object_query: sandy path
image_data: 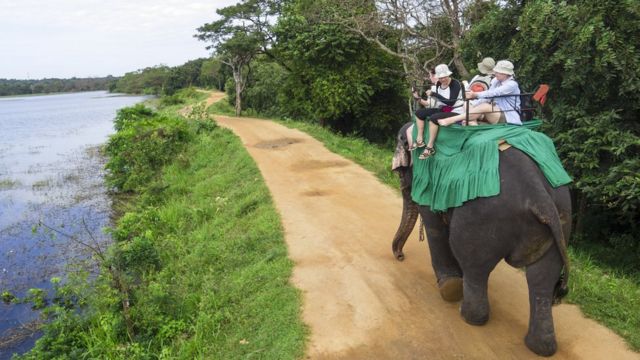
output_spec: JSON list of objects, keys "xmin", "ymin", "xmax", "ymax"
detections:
[{"xmin": 209, "ymin": 95, "xmax": 638, "ymax": 359}]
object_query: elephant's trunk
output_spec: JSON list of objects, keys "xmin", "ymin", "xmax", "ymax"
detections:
[
  {"xmin": 391, "ymin": 121, "xmax": 421, "ymax": 261},
  {"xmin": 392, "ymin": 166, "xmax": 419, "ymax": 261}
]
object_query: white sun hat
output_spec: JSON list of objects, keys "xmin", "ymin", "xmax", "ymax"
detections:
[
  {"xmin": 477, "ymin": 57, "xmax": 496, "ymax": 75},
  {"xmin": 434, "ymin": 64, "xmax": 453, "ymax": 79},
  {"xmin": 493, "ymin": 60, "xmax": 515, "ymax": 75}
]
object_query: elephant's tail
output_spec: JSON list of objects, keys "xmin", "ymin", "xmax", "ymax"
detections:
[{"xmin": 532, "ymin": 203, "xmax": 570, "ymax": 303}]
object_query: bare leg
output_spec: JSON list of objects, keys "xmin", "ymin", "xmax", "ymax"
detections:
[
  {"xmin": 437, "ymin": 102, "xmax": 499, "ymax": 126},
  {"xmin": 415, "ymin": 118, "xmax": 425, "ymax": 147},
  {"xmin": 426, "ymin": 121, "xmax": 438, "ymax": 149},
  {"xmin": 419, "ymin": 121, "xmax": 439, "ymax": 159},
  {"xmin": 483, "ymin": 104, "xmax": 503, "ymax": 124}
]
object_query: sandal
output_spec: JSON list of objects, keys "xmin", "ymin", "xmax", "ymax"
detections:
[
  {"xmin": 419, "ymin": 146, "xmax": 436, "ymax": 160},
  {"xmin": 409, "ymin": 140, "xmax": 426, "ymax": 151}
]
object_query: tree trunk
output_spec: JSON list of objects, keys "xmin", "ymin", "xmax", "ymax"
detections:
[
  {"xmin": 235, "ymin": 84, "xmax": 242, "ymax": 116},
  {"xmin": 233, "ymin": 67, "xmax": 243, "ymax": 116},
  {"xmin": 574, "ymin": 192, "xmax": 587, "ymax": 238},
  {"xmin": 452, "ymin": 53, "xmax": 469, "ymax": 79}
]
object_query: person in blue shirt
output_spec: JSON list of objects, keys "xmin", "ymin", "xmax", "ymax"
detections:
[{"xmin": 437, "ymin": 60, "xmax": 521, "ymax": 127}]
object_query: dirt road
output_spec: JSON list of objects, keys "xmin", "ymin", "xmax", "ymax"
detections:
[{"xmin": 213, "ymin": 100, "xmax": 638, "ymax": 359}]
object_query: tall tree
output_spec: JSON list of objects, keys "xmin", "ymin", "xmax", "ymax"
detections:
[
  {"xmin": 196, "ymin": 0, "xmax": 281, "ymax": 115},
  {"xmin": 317, "ymin": 0, "xmax": 476, "ymax": 80},
  {"xmin": 273, "ymin": 0, "xmax": 408, "ymax": 141},
  {"xmin": 463, "ymin": 0, "xmax": 640, "ymax": 241}
]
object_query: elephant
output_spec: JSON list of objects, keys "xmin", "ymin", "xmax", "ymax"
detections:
[{"xmin": 391, "ymin": 122, "xmax": 572, "ymax": 357}]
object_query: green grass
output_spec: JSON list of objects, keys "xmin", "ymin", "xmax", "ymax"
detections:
[
  {"xmin": 135, "ymin": 128, "xmax": 307, "ymax": 358},
  {"xmin": 119, "ymin": 93, "xmax": 307, "ymax": 358},
  {"xmin": 206, "ymin": 97, "xmax": 236, "ymax": 116},
  {"xmin": 208, "ymin": 94, "xmax": 640, "ymax": 352},
  {"xmin": 0, "ymin": 178, "xmax": 20, "ymax": 190},
  {"xmin": 31, "ymin": 179, "xmax": 52, "ymax": 190},
  {"xmin": 567, "ymin": 247, "xmax": 640, "ymax": 350}
]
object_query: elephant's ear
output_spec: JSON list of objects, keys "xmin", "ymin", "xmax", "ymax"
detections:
[
  {"xmin": 392, "ymin": 122, "xmax": 414, "ymax": 171},
  {"xmin": 392, "ymin": 141, "xmax": 411, "ymax": 171}
]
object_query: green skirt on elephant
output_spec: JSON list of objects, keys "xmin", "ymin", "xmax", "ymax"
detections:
[{"xmin": 411, "ymin": 119, "xmax": 572, "ymax": 212}]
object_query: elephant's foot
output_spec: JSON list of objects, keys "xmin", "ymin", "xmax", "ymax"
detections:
[
  {"xmin": 460, "ymin": 297, "xmax": 489, "ymax": 325},
  {"xmin": 525, "ymin": 331, "xmax": 557, "ymax": 357},
  {"xmin": 438, "ymin": 277, "xmax": 463, "ymax": 302},
  {"xmin": 525, "ymin": 297, "xmax": 557, "ymax": 356}
]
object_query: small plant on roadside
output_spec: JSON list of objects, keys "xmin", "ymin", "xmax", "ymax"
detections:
[{"xmin": 185, "ymin": 102, "xmax": 218, "ymax": 134}]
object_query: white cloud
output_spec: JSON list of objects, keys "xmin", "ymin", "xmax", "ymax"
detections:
[{"xmin": 0, "ymin": 0, "xmax": 238, "ymax": 79}]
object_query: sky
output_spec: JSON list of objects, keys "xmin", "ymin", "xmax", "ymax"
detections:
[{"xmin": 0, "ymin": 0, "xmax": 238, "ymax": 79}]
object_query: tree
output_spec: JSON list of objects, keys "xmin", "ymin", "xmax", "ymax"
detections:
[
  {"xmin": 316, "ymin": 0, "xmax": 478, "ymax": 81},
  {"xmin": 200, "ymin": 57, "xmax": 227, "ymax": 90},
  {"xmin": 463, "ymin": 0, "xmax": 640, "ymax": 242},
  {"xmin": 272, "ymin": 0, "xmax": 408, "ymax": 141},
  {"xmin": 196, "ymin": 0, "xmax": 280, "ymax": 115},
  {"xmin": 164, "ymin": 59, "xmax": 206, "ymax": 95}
]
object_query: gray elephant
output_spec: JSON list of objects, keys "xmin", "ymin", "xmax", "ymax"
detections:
[{"xmin": 391, "ymin": 122, "xmax": 572, "ymax": 356}]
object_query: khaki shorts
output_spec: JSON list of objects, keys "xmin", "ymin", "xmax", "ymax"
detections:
[{"xmin": 478, "ymin": 111, "xmax": 506, "ymax": 124}]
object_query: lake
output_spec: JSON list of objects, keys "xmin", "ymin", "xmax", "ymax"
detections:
[{"xmin": 0, "ymin": 91, "xmax": 149, "ymax": 359}]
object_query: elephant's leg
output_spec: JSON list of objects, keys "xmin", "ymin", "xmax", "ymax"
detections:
[
  {"xmin": 460, "ymin": 269, "xmax": 491, "ymax": 325},
  {"xmin": 450, "ymin": 227, "xmax": 501, "ymax": 325},
  {"xmin": 418, "ymin": 207, "xmax": 463, "ymax": 302},
  {"xmin": 524, "ymin": 246, "xmax": 562, "ymax": 356}
]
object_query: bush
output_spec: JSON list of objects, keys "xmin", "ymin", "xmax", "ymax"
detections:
[
  {"xmin": 159, "ymin": 94, "xmax": 185, "ymax": 106},
  {"xmin": 105, "ymin": 106, "xmax": 191, "ymax": 192}
]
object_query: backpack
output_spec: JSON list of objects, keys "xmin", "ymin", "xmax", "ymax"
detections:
[
  {"xmin": 519, "ymin": 94, "xmax": 535, "ymax": 122},
  {"xmin": 468, "ymin": 74, "xmax": 493, "ymax": 92},
  {"xmin": 518, "ymin": 85, "xmax": 550, "ymax": 122}
]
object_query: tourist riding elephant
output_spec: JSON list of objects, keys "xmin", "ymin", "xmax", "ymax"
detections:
[{"xmin": 391, "ymin": 122, "xmax": 572, "ymax": 357}]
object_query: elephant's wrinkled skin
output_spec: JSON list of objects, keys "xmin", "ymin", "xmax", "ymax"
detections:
[{"xmin": 391, "ymin": 122, "xmax": 571, "ymax": 357}]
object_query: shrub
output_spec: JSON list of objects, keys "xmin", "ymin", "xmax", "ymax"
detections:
[{"xmin": 105, "ymin": 106, "xmax": 191, "ymax": 192}]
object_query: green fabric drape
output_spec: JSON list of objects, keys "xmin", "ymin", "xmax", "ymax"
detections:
[{"xmin": 411, "ymin": 119, "xmax": 572, "ymax": 211}]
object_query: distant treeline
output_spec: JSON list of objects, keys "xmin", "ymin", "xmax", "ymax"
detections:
[
  {"xmin": 111, "ymin": 58, "xmax": 229, "ymax": 96},
  {"xmin": 0, "ymin": 77, "xmax": 117, "ymax": 96}
]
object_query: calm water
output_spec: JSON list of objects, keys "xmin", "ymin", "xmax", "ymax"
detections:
[{"xmin": 0, "ymin": 91, "xmax": 149, "ymax": 358}]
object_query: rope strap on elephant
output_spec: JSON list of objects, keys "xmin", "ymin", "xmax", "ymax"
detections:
[{"xmin": 411, "ymin": 119, "xmax": 572, "ymax": 211}]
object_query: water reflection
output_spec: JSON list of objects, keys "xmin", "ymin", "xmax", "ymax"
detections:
[{"xmin": 0, "ymin": 91, "xmax": 149, "ymax": 358}]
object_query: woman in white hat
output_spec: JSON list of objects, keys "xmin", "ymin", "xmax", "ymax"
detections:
[
  {"xmin": 438, "ymin": 60, "xmax": 522, "ymax": 127},
  {"xmin": 411, "ymin": 63, "xmax": 464, "ymax": 159}
]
